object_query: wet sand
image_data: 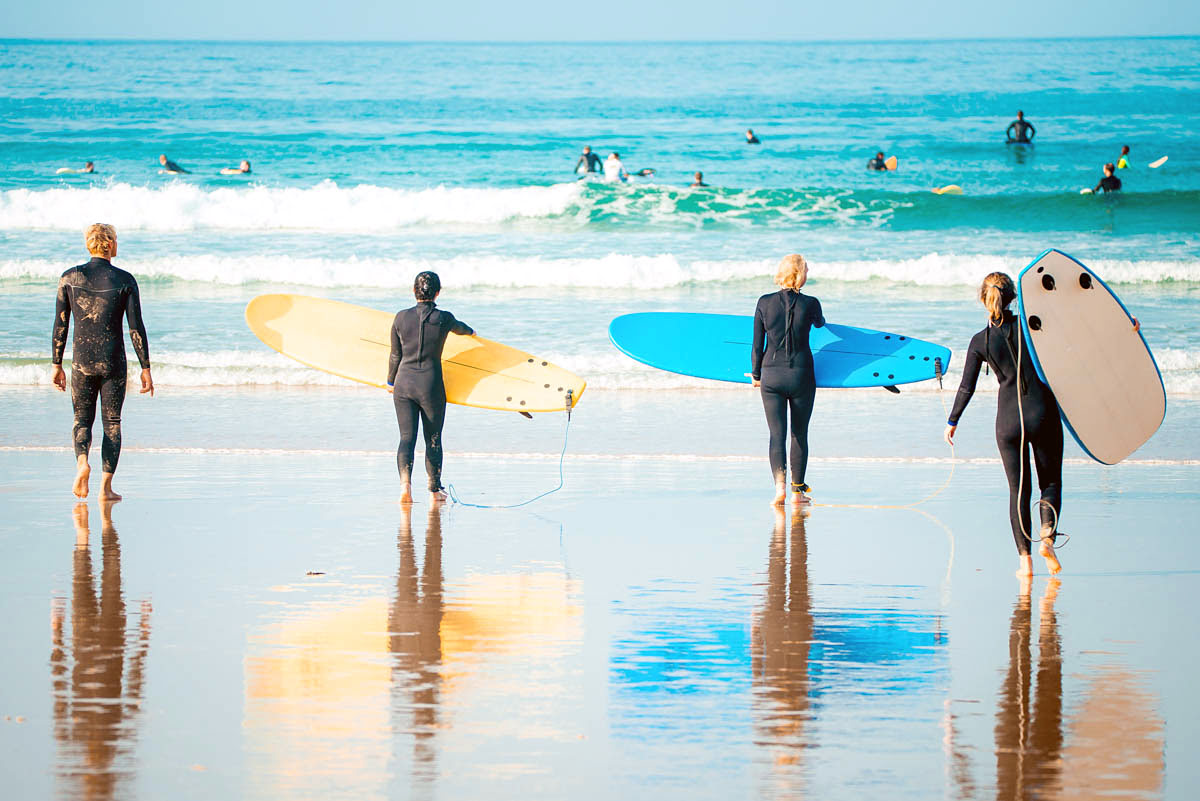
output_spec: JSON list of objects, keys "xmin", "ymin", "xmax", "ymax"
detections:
[{"xmin": 1, "ymin": 442, "xmax": 1197, "ymax": 799}]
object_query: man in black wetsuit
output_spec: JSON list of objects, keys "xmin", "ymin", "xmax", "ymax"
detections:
[
  {"xmin": 158, "ymin": 154, "xmax": 189, "ymax": 174},
  {"xmin": 1094, "ymin": 163, "xmax": 1122, "ymax": 193},
  {"xmin": 51, "ymin": 224, "xmax": 153, "ymax": 501},
  {"xmin": 1006, "ymin": 111, "xmax": 1035, "ymax": 143},
  {"xmin": 867, "ymin": 151, "xmax": 888, "ymax": 170},
  {"xmin": 387, "ymin": 271, "xmax": 474, "ymax": 505},
  {"xmin": 575, "ymin": 146, "xmax": 602, "ymax": 175},
  {"xmin": 690, "ymin": 171, "xmax": 708, "ymax": 187},
  {"xmin": 745, "ymin": 129, "xmax": 760, "ymax": 144}
]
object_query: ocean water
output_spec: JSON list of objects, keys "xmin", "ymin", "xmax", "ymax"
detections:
[{"xmin": 1, "ymin": 38, "xmax": 1199, "ymax": 413}]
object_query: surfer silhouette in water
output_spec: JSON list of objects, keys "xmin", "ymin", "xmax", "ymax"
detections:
[
  {"xmin": 387, "ymin": 271, "xmax": 474, "ymax": 505},
  {"xmin": 751, "ymin": 254, "xmax": 825, "ymax": 507},
  {"xmin": 51, "ymin": 224, "xmax": 154, "ymax": 501}
]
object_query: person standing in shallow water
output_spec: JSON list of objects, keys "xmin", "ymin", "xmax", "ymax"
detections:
[
  {"xmin": 387, "ymin": 271, "xmax": 474, "ymax": 505},
  {"xmin": 752, "ymin": 254, "xmax": 825, "ymax": 507},
  {"xmin": 51, "ymin": 224, "xmax": 154, "ymax": 501}
]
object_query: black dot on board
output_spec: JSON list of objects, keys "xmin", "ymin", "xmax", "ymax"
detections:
[
  {"xmin": 1079, "ymin": 272, "xmax": 1093, "ymax": 289},
  {"xmin": 1037, "ymin": 266, "xmax": 1044, "ymax": 273},
  {"xmin": 873, "ymin": 372, "xmax": 879, "ymax": 377},
  {"xmin": 899, "ymin": 336, "xmax": 906, "ymax": 340},
  {"xmin": 884, "ymin": 335, "xmax": 891, "ymax": 340},
  {"xmin": 506, "ymin": 396, "xmax": 512, "ymax": 401},
  {"xmin": 1042, "ymin": 274, "xmax": 1056, "ymax": 291},
  {"xmin": 544, "ymin": 383, "xmax": 550, "ymax": 388},
  {"xmin": 909, "ymin": 355, "xmax": 915, "ymax": 360},
  {"xmin": 557, "ymin": 387, "xmax": 563, "ymax": 392},
  {"xmin": 888, "ymin": 374, "xmax": 894, "ymax": 379},
  {"xmin": 1029, "ymin": 316, "xmax": 1042, "ymax": 331},
  {"xmin": 527, "ymin": 358, "xmax": 534, "ymax": 363},
  {"xmin": 541, "ymin": 361, "xmax": 548, "ymax": 366},
  {"xmin": 520, "ymin": 400, "xmax": 526, "ymax": 406},
  {"xmin": 923, "ymin": 356, "xmax": 930, "ymax": 361}
]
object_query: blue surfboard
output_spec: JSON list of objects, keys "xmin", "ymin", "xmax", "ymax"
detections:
[
  {"xmin": 1017, "ymin": 249, "xmax": 1165, "ymax": 464},
  {"xmin": 609, "ymin": 312, "xmax": 951, "ymax": 388}
]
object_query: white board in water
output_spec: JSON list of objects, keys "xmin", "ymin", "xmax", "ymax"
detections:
[{"xmin": 1017, "ymin": 249, "xmax": 1165, "ymax": 464}]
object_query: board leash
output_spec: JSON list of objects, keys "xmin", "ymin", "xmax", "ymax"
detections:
[{"xmin": 447, "ymin": 390, "xmax": 573, "ymax": 509}]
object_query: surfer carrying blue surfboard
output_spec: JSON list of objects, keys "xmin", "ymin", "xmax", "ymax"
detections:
[
  {"xmin": 944, "ymin": 272, "xmax": 1064, "ymax": 579},
  {"xmin": 751, "ymin": 254, "xmax": 825, "ymax": 507},
  {"xmin": 387, "ymin": 271, "xmax": 474, "ymax": 505}
]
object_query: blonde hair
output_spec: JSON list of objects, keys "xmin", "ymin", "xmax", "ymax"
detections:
[
  {"xmin": 775, "ymin": 254, "xmax": 809, "ymax": 291},
  {"xmin": 980, "ymin": 272, "xmax": 1015, "ymax": 323},
  {"xmin": 85, "ymin": 223, "xmax": 117, "ymax": 258}
]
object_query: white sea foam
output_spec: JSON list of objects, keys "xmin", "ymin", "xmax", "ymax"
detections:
[
  {"xmin": 3, "ymin": 252, "xmax": 1196, "ymax": 289},
  {"xmin": 0, "ymin": 181, "xmax": 582, "ymax": 232}
]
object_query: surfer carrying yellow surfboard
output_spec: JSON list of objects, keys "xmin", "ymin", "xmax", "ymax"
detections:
[
  {"xmin": 751, "ymin": 254, "xmax": 825, "ymax": 508},
  {"xmin": 387, "ymin": 271, "xmax": 474, "ymax": 505}
]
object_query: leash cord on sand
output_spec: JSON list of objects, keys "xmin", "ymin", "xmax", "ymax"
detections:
[{"xmin": 447, "ymin": 404, "xmax": 572, "ymax": 510}]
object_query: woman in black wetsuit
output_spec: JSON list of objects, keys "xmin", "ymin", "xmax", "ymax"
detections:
[
  {"xmin": 944, "ymin": 272, "xmax": 1064, "ymax": 578},
  {"xmin": 752, "ymin": 254, "xmax": 825, "ymax": 507},
  {"xmin": 387, "ymin": 271, "xmax": 474, "ymax": 505}
]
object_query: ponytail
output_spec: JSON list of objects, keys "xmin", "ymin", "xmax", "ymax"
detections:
[{"xmin": 979, "ymin": 272, "xmax": 1015, "ymax": 323}]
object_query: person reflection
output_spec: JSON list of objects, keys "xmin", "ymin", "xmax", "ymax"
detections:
[
  {"xmin": 50, "ymin": 501, "xmax": 152, "ymax": 801},
  {"xmin": 994, "ymin": 578, "xmax": 1062, "ymax": 800},
  {"xmin": 389, "ymin": 504, "xmax": 444, "ymax": 786},
  {"xmin": 752, "ymin": 507, "xmax": 814, "ymax": 782}
]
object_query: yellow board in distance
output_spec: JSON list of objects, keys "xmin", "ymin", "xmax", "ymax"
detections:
[
  {"xmin": 884, "ymin": 155, "xmax": 898, "ymax": 170},
  {"xmin": 245, "ymin": 294, "xmax": 585, "ymax": 413},
  {"xmin": 932, "ymin": 184, "xmax": 963, "ymax": 195}
]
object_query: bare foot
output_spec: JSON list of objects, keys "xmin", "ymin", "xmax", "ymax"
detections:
[
  {"xmin": 1015, "ymin": 554, "xmax": 1033, "ymax": 580},
  {"xmin": 72, "ymin": 458, "xmax": 90, "ymax": 499},
  {"xmin": 99, "ymin": 472, "xmax": 122, "ymax": 502},
  {"xmin": 1039, "ymin": 527, "xmax": 1062, "ymax": 575},
  {"xmin": 430, "ymin": 489, "xmax": 447, "ymax": 505},
  {"xmin": 792, "ymin": 491, "xmax": 811, "ymax": 507},
  {"xmin": 399, "ymin": 484, "xmax": 413, "ymax": 505},
  {"xmin": 771, "ymin": 479, "xmax": 786, "ymax": 507}
]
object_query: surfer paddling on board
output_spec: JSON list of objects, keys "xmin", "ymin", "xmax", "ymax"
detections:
[
  {"xmin": 752, "ymin": 254, "xmax": 825, "ymax": 507},
  {"xmin": 944, "ymin": 273, "xmax": 1066, "ymax": 578},
  {"xmin": 1006, "ymin": 110, "xmax": 1035, "ymax": 144},
  {"xmin": 867, "ymin": 151, "xmax": 888, "ymax": 171},
  {"xmin": 158, "ymin": 154, "xmax": 189, "ymax": 174},
  {"xmin": 51, "ymin": 224, "xmax": 154, "ymax": 501},
  {"xmin": 387, "ymin": 271, "xmax": 474, "ymax": 505},
  {"xmin": 56, "ymin": 161, "xmax": 95, "ymax": 175}
]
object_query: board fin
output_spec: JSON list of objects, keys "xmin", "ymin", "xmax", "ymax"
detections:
[{"xmin": 883, "ymin": 385, "xmax": 900, "ymax": 394}]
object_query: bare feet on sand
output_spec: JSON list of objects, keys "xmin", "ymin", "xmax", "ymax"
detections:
[
  {"xmin": 399, "ymin": 484, "xmax": 413, "ymax": 505},
  {"xmin": 792, "ymin": 490, "xmax": 811, "ymax": 507},
  {"xmin": 1015, "ymin": 554, "xmax": 1034, "ymax": 580},
  {"xmin": 771, "ymin": 482, "xmax": 786, "ymax": 507},
  {"xmin": 72, "ymin": 457, "xmax": 90, "ymax": 499},
  {"xmin": 431, "ymin": 489, "xmax": 448, "ymax": 505},
  {"xmin": 99, "ymin": 472, "xmax": 122, "ymax": 502},
  {"xmin": 1039, "ymin": 528, "xmax": 1062, "ymax": 575}
]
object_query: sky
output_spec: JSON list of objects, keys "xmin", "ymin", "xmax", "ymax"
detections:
[{"xmin": 1, "ymin": 0, "xmax": 1196, "ymax": 41}]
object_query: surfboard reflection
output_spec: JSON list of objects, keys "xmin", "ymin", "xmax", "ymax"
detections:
[{"xmin": 50, "ymin": 502, "xmax": 152, "ymax": 801}]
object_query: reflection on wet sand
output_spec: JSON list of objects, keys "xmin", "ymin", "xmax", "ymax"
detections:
[
  {"xmin": 751, "ymin": 508, "xmax": 813, "ymax": 792},
  {"xmin": 51, "ymin": 502, "xmax": 152, "ymax": 801}
]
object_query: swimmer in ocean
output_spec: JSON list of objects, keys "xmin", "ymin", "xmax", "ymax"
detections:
[
  {"xmin": 575, "ymin": 146, "xmax": 602, "ymax": 175},
  {"xmin": 56, "ymin": 161, "xmax": 95, "ymax": 175},
  {"xmin": 220, "ymin": 160, "xmax": 252, "ymax": 175},
  {"xmin": 603, "ymin": 152, "xmax": 630, "ymax": 182},
  {"xmin": 387, "ymin": 271, "xmax": 474, "ymax": 505},
  {"xmin": 1117, "ymin": 145, "xmax": 1131, "ymax": 169},
  {"xmin": 867, "ymin": 151, "xmax": 888, "ymax": 170},
  {"xmin": 158, "ymin": 154, "xmax": 189, "ymax": 174},
  {"xmin": 752, "ymin": 254, "xmax": 825, "ymax": 507},
  {"xmin": 1094, "ymin": 163, "xmax": 1122, "ymax": 193},
  {"xmin": 51, "ymin": 224, "xmax": 154, "ymax": 501},
  {"xmin": 745, "ymin": 129, "xmax": 760, "ymax": 144},
  {"xmin": 690, "ymin": 171, "xmax": 708, "ymax": 187},
  {"xmin": 1006, "ymin": 110, "xmax": 1036, "ymax": 144}
]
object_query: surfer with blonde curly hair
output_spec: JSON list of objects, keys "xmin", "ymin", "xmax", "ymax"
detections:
[{"xmin": 751, "ymin": 254, "xmax": 826, "ymax": 507}]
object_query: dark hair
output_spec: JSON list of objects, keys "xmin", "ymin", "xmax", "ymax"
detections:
[{"xmin": 414, "ymin": 271, "xmax": 441, "ymax": 301}]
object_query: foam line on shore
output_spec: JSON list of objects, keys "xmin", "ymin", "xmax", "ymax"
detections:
[{"xmin": 3, "ymin": 445, "xmax": 1196, "ymax": 466}]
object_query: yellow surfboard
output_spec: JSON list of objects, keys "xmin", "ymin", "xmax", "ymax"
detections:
[
  {"xmin": 884, "ymin": 155, "xmax": 898, "ymax": 170},
  {"xmin": 932, "ymin": 184, "xmax": 963, "ymax": 195},
  {"xmin": 245, "ymin": 294, "xmax": 585, "ymax": 413}
]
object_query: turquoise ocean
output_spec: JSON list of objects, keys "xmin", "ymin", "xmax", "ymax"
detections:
[{"xmin": 1, "ymin": 37, "xmax": 1198, "ymax": 427}]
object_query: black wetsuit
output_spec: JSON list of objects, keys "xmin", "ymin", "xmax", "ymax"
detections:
[
  {"xmin": 746, "ymin": 134, "xmax": 761, "ymax": 144},
  {"xmin": 752, "ymin": 290, "xmax": 825, "ymax": 491},
  {"xmin": 162, "ymin": 159, "xmax": 188, "ymax": 174},
  {"xmin": 387, "ymin": 302, "xmax": 473, "ymax": 491},
  {"xmin": 1094, "ymin": 175, "xmax": 1122, "ymax": 193},
  {"xmin": 867, "ymin": 157, "xmax": 887, "ymax": 171},
  {"xmin": 575, "ymin": 152, "xmax": 602, "ymax": 173},
  {"xmin": 52, "ymin": 257, "xmax": 150, "ymax": 474},
  {"xmin": 948, "ymin": 312, "xmax": 1063, "ymax": 554},
  {"xmin": 1006, "ymin": 120, "xmax": 1035, "ymax": 143}
]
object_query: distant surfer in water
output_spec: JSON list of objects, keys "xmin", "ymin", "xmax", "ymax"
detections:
[
  {"xmin": 575, "ymin": 146, "xmax": 602, "ymax": 175},
  {"xmin": 1006, "ymin": 111, "xmax": 1035, "ymax": 144},
  {"xmin": 745, "ymin": 129, "xmax": 760, "ymax": 144},
  {"xmin": 752, "ymin": 254, "xmax": 825, "ymax": 507},
  {"xmin": 51, "ymin": 224, "xmax": 154, "ymax": 501},
  {"xmin": 387, "ymin": 271, "xmax": 474, "ymax": 505},
  {"xmin": 56, "ymin": 161, "xmax": 95, "ymax": 175},
  {"xmin": 158, "ymin": 154, "xmax": 189, "ymax": 174},
  {"xmin": 603, "ymin": 152, "xmax": 630, "ymax": 182},
  {"xmin": 945, "ymin": 273, "xmax": 1064, "ymax": 578},
  {"xmin": 867, "ymin": 151, "xmax": 888, "ymax": 171},
  {"xmin": 1094, "ymin": 163, "xmax": 1122, "ymax": 193},
  {"xmin": 1116, "ymin": 145, "xmax": 1131, "ymax": 169},
  {"xmin": 690, "ymin": 171, "xmax": 708, "ymax": 187},
  {"xmin": 220, "ymin": 160, "xmax": 251, "ymax": 175}
]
